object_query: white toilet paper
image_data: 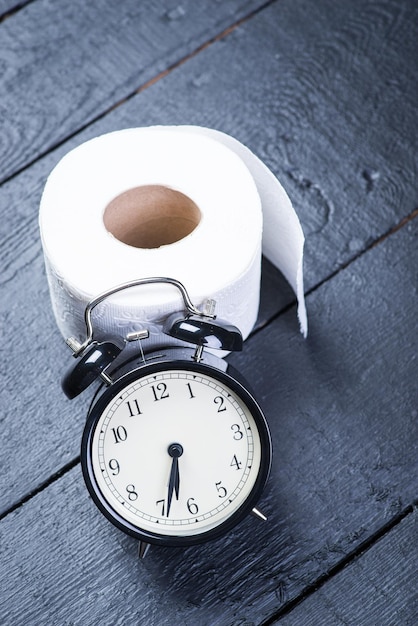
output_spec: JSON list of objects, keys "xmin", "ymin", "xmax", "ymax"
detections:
[{"xmin": 39, "ymin": 126, "xmax": 307, "ymax": 351}]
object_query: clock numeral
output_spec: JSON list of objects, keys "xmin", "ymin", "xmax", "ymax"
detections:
[
  {"xmin": 111, "ymin": 425, "xmax": 127, "ymax": 443},
  {"xmin": 151, "ymin": 382, "xmax": 169, "ymax": 401},
  {"xmin": 126, "ymin": 484, "xmax": 138, "ymax": 501},
  {"xmin": 108, "ymin": 458, "xmax": 120, "ymax": 475},
  {"xmin": 156, "ymin": 498, "xmax": 166, "ymax": 516},
  {"xmin": 126, "ymin": 398, "xmax": 142, "ymax": 417},
  {"xmin": 186, "ymin": 382, "xmax": 195, "ymax": 399},
  {"xmin": 156, "ymin": 497, "xmax": 200, "ymax": 517},
  {"xmin": 187, "ymin": 497, "xmax": 199, "ymax": 515},
  {"xmin": 231, "ymin": 423, "xmax": 243, "ymax": 440},
  {"xmin": 214, "ymin": 395, "xmax": 227, "ymax": 412},
  {"xmin": 230, "ymin": 454, "xmax": 242, "ymax": 471},
  {"xmin": 215, "ymin": 481, "xmax": 228, "ymax": 498}
]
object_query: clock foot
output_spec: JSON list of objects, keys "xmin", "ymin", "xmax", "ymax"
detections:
[
  {"xmin": 138, "ymin": 541, "xmax": 151, "ymax": 559},
  {"xmin": 251, "ymin": 507, "xmax": 267, "ymax": 522}
]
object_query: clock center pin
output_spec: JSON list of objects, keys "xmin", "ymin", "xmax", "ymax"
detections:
[{"xmin": 168, "ymin": 443, "xmax": 184, "ymax": 458}]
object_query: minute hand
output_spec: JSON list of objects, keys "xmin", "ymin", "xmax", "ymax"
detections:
[
  {"xmin": 166, "ymin": 443, "xmax": 183, "ymax": 517},
  {"xmin": 167, "ymin": 457, "xmax": 179, "ymax": 517}
]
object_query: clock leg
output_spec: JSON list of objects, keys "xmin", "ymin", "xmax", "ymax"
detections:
[
  {"xmin": 251, "ymin": 507, "xmax": 267, "ymax": 522},
  {"xmin": 138, "ymin": 540, "xmax": 151, "ymax": 559}
]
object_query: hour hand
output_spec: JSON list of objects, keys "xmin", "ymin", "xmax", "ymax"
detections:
[{"xmin": 166, "ymin": 443, "xmax": 183, "ymax": 517}]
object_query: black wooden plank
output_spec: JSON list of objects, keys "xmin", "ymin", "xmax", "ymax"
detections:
[
  {"xmin": 0, "ymin": 0, "xmax": 413, "ymax": 621},
  {"xmin": 1, "ymin": 0, "xmax": 418, "ymax": 516},
  {"xmin": 115, "ymin": 0, "xmax": 418, "ymax": 294},
  {"xmin": 1, "ymin": 206, "xmax": 417, "ymax": 624},
  {"xmin": 274, "ymin": 510, "xmax": 418, "ymax": 625},
  {"xmin": 0, "ymin": 0, "xmax": 270, "ymax": 184}
]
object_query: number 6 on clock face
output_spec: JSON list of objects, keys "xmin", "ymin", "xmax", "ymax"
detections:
[{"xmin": 81, "ymin": 360, "xmax": 272, "ymax": 547}]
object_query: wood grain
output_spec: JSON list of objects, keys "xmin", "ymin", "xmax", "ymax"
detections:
[
  {"xmin": 274, "ymin": 510, "xmax": 418, "ymax": 625},
  {"xmin": 1, "ymin": 0, "xmax": 417, "ymax": 516},
  {"xmin": 0, "ymin": 0, "xmax": 270, "ymax": 184},
  {"xmin": 1, "ymin": 0, "xmax": 418, "ymax": 622},
  {"xmin": 1, "ymin": 201, "xmax": 418, "ymax": 625},
  {"xmin": 119, "ymin": 0, "xmax": 418, "ymax": 291}
]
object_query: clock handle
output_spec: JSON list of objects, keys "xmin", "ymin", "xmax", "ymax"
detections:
[
  {"xmin": 65, "ymin": 276, "xmax": 215, "ymax": 357},
  {"xmin": 60, "ymin": 277, "xmax": 240, "ymax": 399}
]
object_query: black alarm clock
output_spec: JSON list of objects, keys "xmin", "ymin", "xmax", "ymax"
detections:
[{"xmin": 62, "ymin": 277, "xmax": 272, "ymax": 557}]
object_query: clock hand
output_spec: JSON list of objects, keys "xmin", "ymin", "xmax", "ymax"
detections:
[
  {"xmin": 166, "ymin": 443, "xmax": 183, "ymax": 517},
  {"xmin": 166, "ymin": 456, "xmax": 178, "ymax": 517},
  {"xmin": 174, "ymin": 459, "xmax": 180, "ymax": 500}
]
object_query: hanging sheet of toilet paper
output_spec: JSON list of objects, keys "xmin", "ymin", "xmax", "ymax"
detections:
[{"xmin": 39, "ymin": 126, "xmax": 307, "ymax": 352}]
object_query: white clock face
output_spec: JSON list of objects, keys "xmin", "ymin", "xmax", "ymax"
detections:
[{"xmin": 88, "ymin": 367, "xmax": 265, "ymax": 540}]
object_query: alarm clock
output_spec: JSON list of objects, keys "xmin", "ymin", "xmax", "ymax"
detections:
[{"xmin": 62, "ymin": 277, "xmax": 272, "ymax": 557}]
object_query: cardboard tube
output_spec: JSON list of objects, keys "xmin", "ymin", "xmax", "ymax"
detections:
[{"xmin": 103, "ymin": 185, "xmax": 201, "ymax": 249}]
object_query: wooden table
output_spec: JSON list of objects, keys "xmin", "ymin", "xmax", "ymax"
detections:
[{"xmin": 1, "ymin": 1, "xmax": 417, "ymax": 624}]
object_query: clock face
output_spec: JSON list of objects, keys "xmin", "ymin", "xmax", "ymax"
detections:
[{"xmin": 82, "ymin": 361, "xmax": 271, "ymax": 545}]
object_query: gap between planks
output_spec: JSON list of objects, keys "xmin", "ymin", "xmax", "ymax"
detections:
[
  {"xmin": 0, "ymin": 0, "xmax": 35, "ymax": 23},
  {"xmin": 252, "ymin": 205, "xmax": 418, "ymax": 338},
  {"xmin": 3, "ymin": 455, "xmax": 417, "ymax": 624},
  {"xmin": 1, "ymin": 195, "xmax": 416, "ymax": 526},
  {"xmin": 0, "ymin": 456, "xmax": 80, "ymax": 522},
  {"xmin": 0, "ymin": 0, "xmax": 276, "ymax": 189},
  {"xmin": 259, "ymin": 501, "xmax": 418, "ymax": 625},
  {"xmin": 1, "ymin": 205, "xmax": 417, "ymax": 598},
  {"xmin": 1, "ymin": 2, "xmax": 417, "ymax": 615}
]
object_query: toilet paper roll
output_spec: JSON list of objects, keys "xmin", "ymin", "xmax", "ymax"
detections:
[{"xmin": 39, "ymin": 126, "xmax": 307, "ymax": 353}]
